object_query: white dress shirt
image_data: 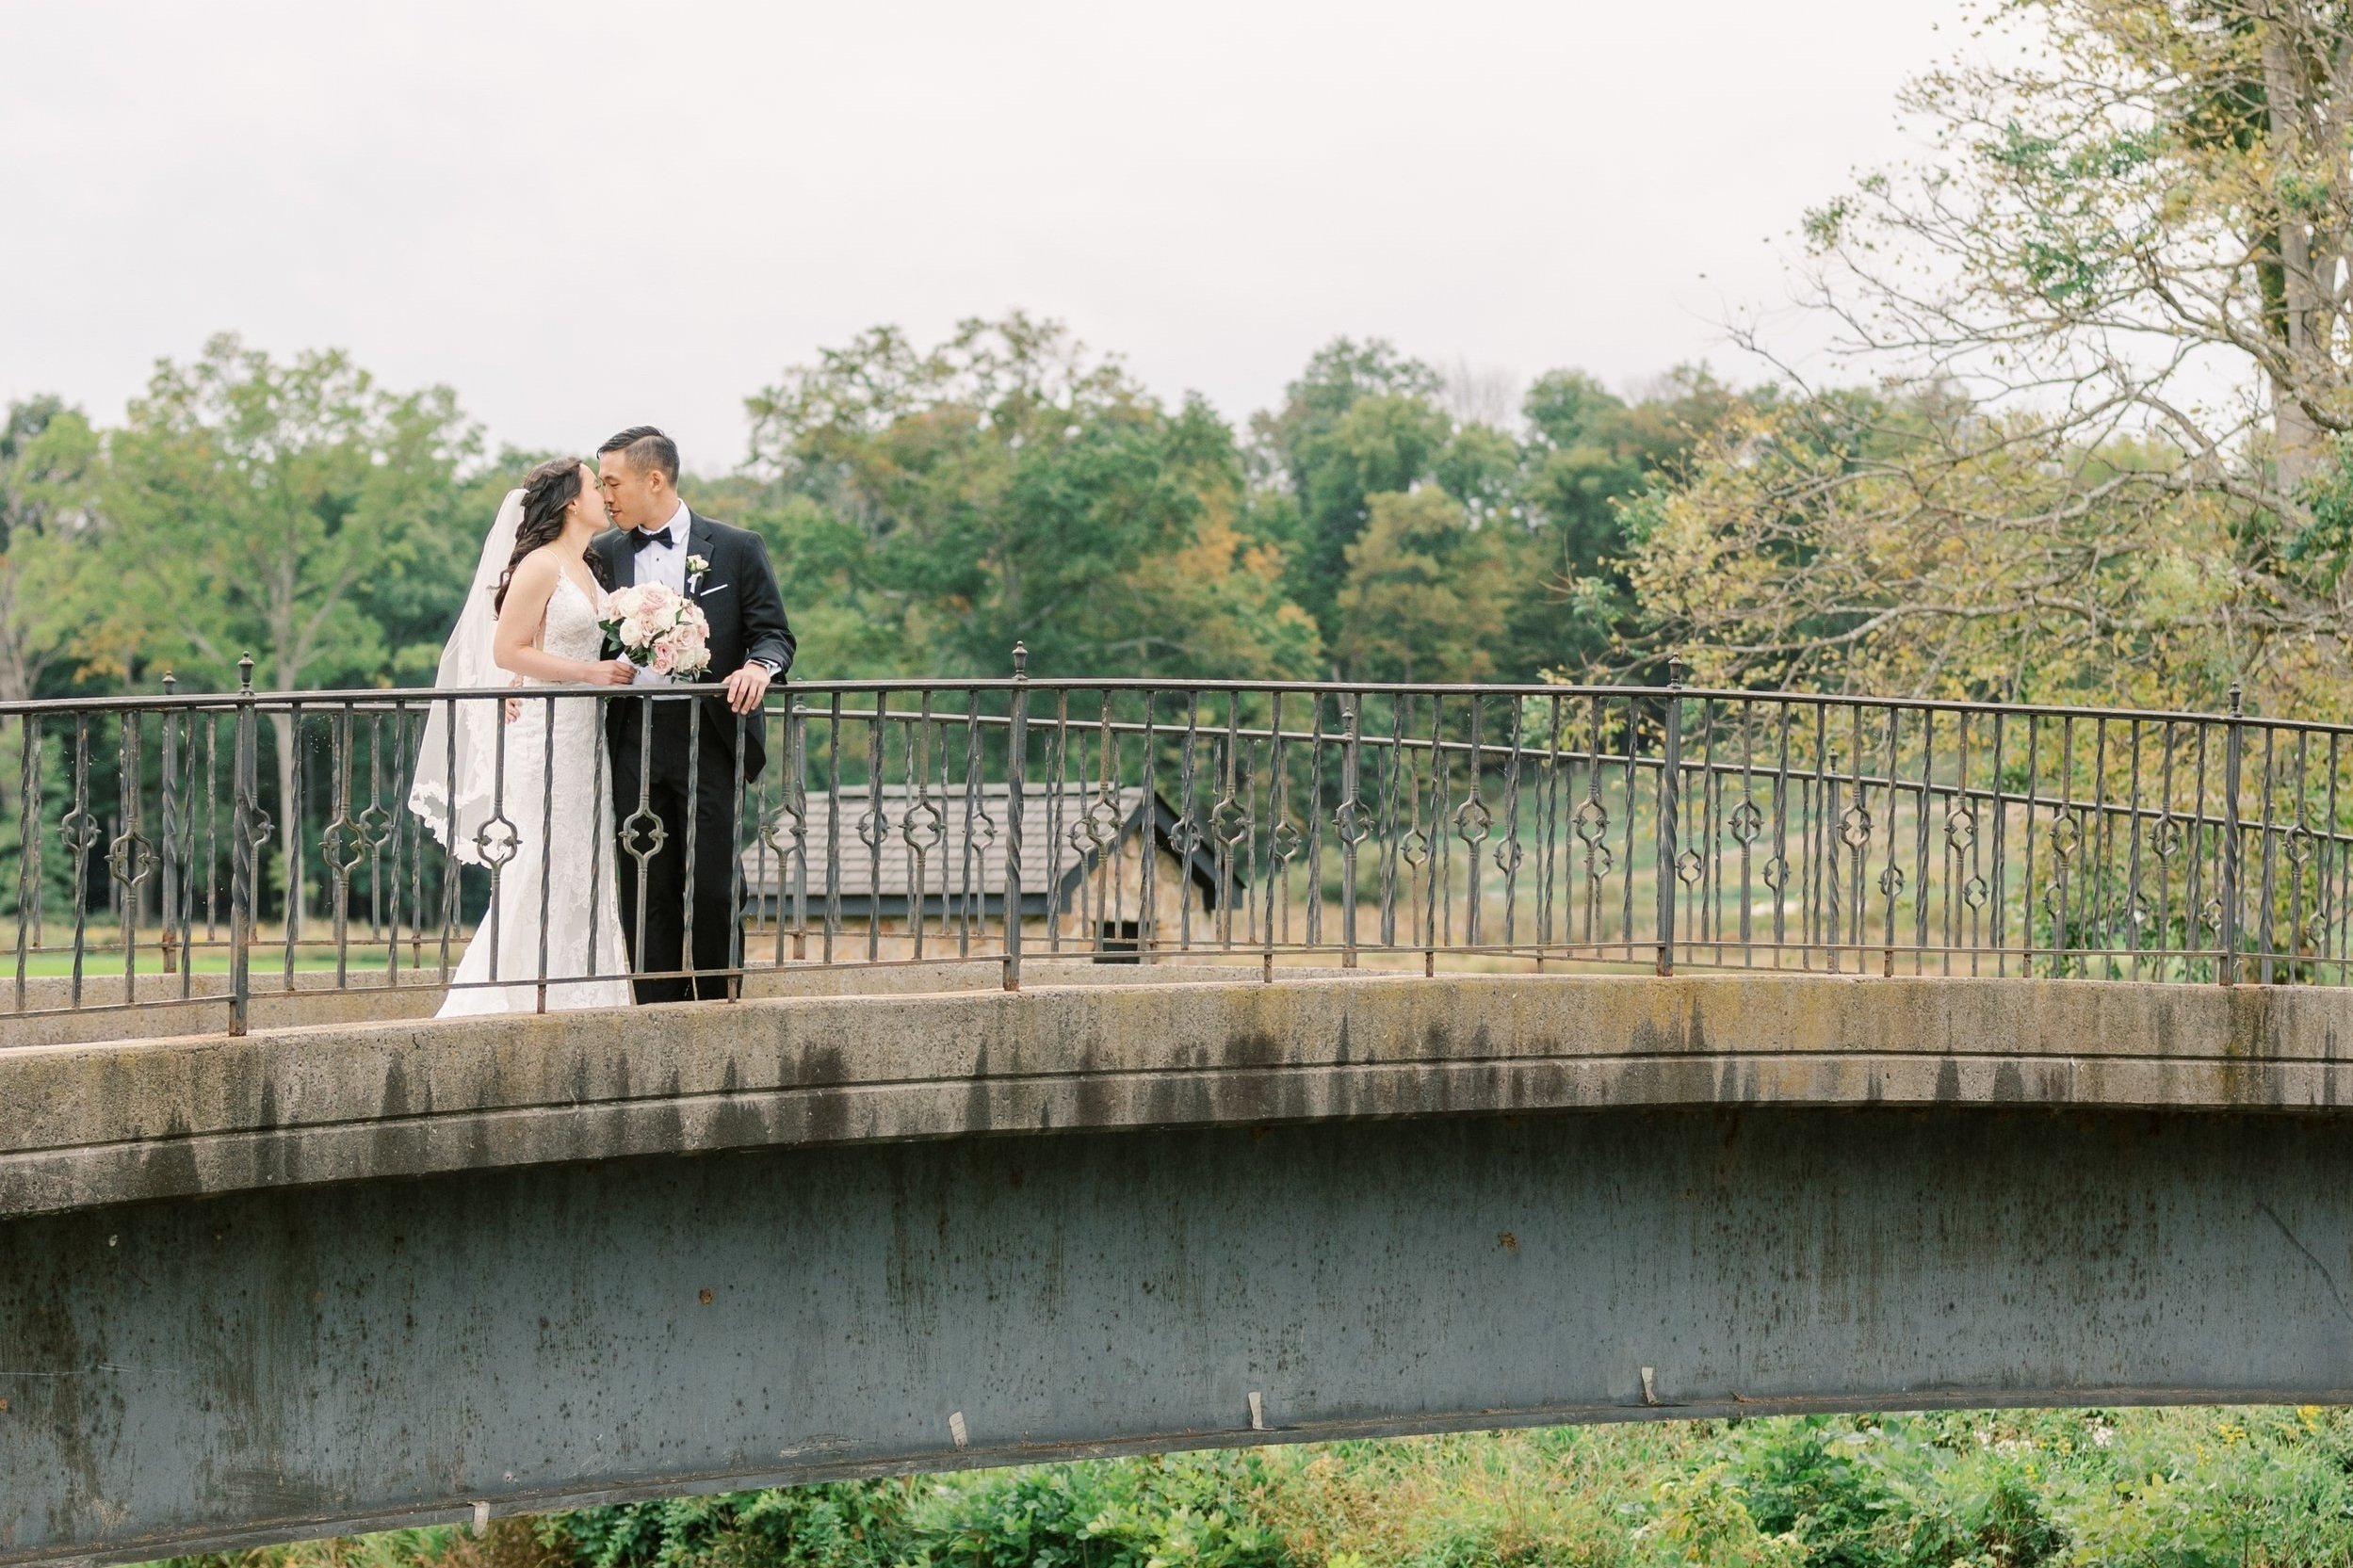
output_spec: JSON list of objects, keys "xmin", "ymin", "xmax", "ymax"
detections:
[{"xmin": 630, "ymin": 498, "xmax": 692, "ymax": 686}]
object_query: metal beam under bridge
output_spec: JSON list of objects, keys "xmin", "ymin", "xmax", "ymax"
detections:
[{"xmin": 8, "ymin": 969, "xmax": 2353, "ymax": 1562}]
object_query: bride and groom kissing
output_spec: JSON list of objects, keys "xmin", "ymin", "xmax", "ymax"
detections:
[{"xmin": 409, "ymin": 426, "xmax": 795, "ymax": 1016}]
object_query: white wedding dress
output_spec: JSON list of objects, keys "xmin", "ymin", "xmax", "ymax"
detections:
[
  {"xmin": 409, "ymin": 490, "xmax": 634, "ymax": 1017},
  {"xmin": 435, "ymin": 573, "xmax": 634, "ymax": 1015}
]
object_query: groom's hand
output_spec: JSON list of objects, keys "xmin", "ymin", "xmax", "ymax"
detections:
[{"xmin": 722, "ymin": 662, "xmax": 773, "ymax": 715}]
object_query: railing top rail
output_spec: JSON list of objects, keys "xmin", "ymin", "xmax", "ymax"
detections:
[{"xmin": 0, "ymin": 677, "xmax": 2296, "ymax": 734}]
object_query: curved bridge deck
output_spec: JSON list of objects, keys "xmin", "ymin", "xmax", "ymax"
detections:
[{"xmin": 9, "ymin": 968, "xmax": 2353, "ymax": 1561}]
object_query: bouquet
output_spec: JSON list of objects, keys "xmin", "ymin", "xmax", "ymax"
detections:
[{"xmin": 600, "ymin": 583, "xmax": 713, "ymax": 680}]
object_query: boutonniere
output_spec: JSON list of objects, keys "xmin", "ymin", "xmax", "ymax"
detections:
[{"xmin": 686, "ymin": 553, "xmax": 711, "ymax": 589}]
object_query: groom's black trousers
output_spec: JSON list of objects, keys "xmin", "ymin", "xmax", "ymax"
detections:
[{"xmin": 608, "ymin": 695, "xmax": 745, "ymax": 1005}]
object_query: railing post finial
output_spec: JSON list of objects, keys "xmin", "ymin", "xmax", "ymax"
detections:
[
  {"xmin": 1012, "ymin": 642, "xmax": 1028, "ymax": 680},
  {"xmin": 161, "ymin": 671, "xmax": 176, "ymax": 698},
  {"xmin": 2228, "ymin": 680, "xmax": 2244, "ymax": 716},
  {"xmin": 1668, "ymin": 655, "xmax": 1687, "ymax": 690},
  {"xmin": 237, "ymin": 653, "xmax": 255, "ymax": 693}
]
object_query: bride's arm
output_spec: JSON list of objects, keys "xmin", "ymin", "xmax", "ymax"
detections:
[{"xmin": 491, "ymin": 556, "xmax": 623, "ymax": 685}]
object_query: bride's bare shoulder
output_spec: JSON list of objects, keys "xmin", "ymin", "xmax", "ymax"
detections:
[{"xmin": 500, "ymin": 546, "xmax": 563, "ymax": 596}]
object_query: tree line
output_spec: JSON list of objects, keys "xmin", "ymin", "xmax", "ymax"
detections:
[
  {"xmin": 18, "ymin": 0, "xmax": 2353, "ymax": 725},
  {"xmin": 0, "ymin": 320, "xmax": 1735, "ymax": 703}
]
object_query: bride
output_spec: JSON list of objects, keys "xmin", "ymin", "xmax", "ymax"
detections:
[{"xmin": 409, "ymin": 458, "xmax": 636, "ymax": 1014}]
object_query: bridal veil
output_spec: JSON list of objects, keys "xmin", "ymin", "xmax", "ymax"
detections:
[{"xmin": 408, "ymin": 487, "xmax": 522, "ymax": 865}]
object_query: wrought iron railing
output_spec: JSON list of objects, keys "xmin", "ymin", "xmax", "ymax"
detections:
[{"xmin": 2, "ymin": 655, "xmax": 2339, "ymax": 1037}]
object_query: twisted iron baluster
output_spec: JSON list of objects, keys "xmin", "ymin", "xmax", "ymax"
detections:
[
  {"xmin": 680, "ymin": 698, "xmax": 706, "ymax": 989},
  {"xmin": 728, "ymin": 705, "xmax": 752, "ymax": 1000},
  {"xmin": 823, "ymin": 692, "xmax": 842, "ymax": 966},
  {"xmin": 1336, "ymin": 693, "xmax": 1363, "ymax": 968},
  {"xmin": 321, "ymin": 703, "xmax": 361, "ymax": 992},
  {"xmin": 62, "ymin": 712, "xmax": 94, "ymax": 1007},
  {"xmin": 111, "ymin": 708, "xmax": 154, "ymax": 999},
  {"xmin": 1264, "ymin": 689, "xmax": 1287, "ymax": 978},
  {"xmin": 902, "ymin": 693, "xmax": 941, "ymax": 964},
  {"xmin": 959, "ymin": 695, "xmax": 985, "ymax": 961},
  {"xmin": 14, "ymin": 711, "xmax": 40, "ymax": 1013},
  {"xmin": 1496, "ymin": 696, "xmax": 1522, "ymax": 956},
  {"xmin": 1304, "ymin": 693, "xmax": 1325, "ymax": 956},
  {"xmin": 1989, "ymin": 712, "xmax": 2010, "ymax": 978},
  {"xmin": 1769, "ymin": 703, "xmax": 1793, "ymax": 965},
  {"xmin": 1137, "ymin": 690, "xmax": 1159, "ymax": 962},
  {"xmin": 1173, "ymin": 690, "xmax": 1201, "ymax": 954},
  {"xmin": 789, "ymin": 700, "xmax": 811, "ymax": 962},
  {"xmin": 2256, "ymin": 719, "xmax": 2280, "ymax": 983}
]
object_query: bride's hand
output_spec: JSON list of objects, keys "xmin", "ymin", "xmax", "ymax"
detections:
[{"xmin": 581, "ymin": 657, "xmax": 637, "ymax": 687}]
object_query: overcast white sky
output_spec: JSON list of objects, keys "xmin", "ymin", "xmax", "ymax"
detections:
[{"xmin": 2, "ymin": 0, "xmax": 1965, "ymax": 470}]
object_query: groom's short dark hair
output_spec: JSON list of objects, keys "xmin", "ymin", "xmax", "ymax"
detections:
[{"xmin": 599, "ymin": 426, "xmax": 679, "ymax": 484}]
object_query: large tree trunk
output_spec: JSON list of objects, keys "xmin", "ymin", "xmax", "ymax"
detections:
[
  {"xmin": 2261, "ymin": 16, "xmax": 2338, "ymax": 503},
  {"xmin": 2274, "ymin": 369, "xmax": 2328, "ymax": 502}
]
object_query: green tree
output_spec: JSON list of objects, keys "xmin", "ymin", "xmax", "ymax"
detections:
[
  {"xmin": 1333, "ymin": 488, "xmax": 1510, "ymax": 682},
  {"xmin": 100, "ymin": 334, "xmax": 479, "ymax": 927},
  {"xmin": 1250, "ymin": 339, "xmax": 1451, "ymax": 637},
  {"xmin": 0, "ymin": 396, "xmax": 100, "ymax": 703},
  {"xmin": 744, "ymin": 314, "xmax": 1318, "ymax": 678}
]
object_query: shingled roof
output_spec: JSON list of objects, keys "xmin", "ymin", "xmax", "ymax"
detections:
[{"xmin": 740, "ymin": 784, "xmax": 1234, "ymax": 916}]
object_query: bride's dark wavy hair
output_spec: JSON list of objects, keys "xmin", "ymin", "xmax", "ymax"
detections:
[{"xmin": 494, "ymin": 458, "xmax": 609, "ymax": 613}]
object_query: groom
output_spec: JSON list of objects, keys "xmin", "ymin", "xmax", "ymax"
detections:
[{"xmin": 591, "ymin": 426, "xmax": 795, "ymax": 1003}]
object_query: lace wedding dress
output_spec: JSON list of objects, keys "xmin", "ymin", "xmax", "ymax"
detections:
[{"xmin": 435, "ymin": 573, "xmax": 633, "ymax": 1016}]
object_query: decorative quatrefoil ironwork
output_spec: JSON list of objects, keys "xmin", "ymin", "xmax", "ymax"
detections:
[
  {"xmin": 619, "ymin": 807, "xmax": 665, "ymax": 865},
  {"xmin": 1166, "ymin": 813, "xmax": 1203, "ymax": 859},
  {"xmin": 319, "ymin": 816, "xmax": 367, "ymax": 875},
  {"xmin": 901, "ymin": 799, "xmax": 944, "ymax": 853},
  {"xmin": 1727, "ymin": 799, "xmax": 1763, "ymax": 846},
  {"xmin": 1839, "ymin": 803, "xmax": 1874, "ymax": 850},
  {"xmin": 107, "ymin": 828, "xmax": 155, "ymax": 890},
  {"xmin": 58, "ymin": 806, "xmax": 103, "ymax": 857},
  {"xmin": 1943, "ymin": 807, "xmax": 1975, "ymax": 853},
  {"xmin": 473, "ymin": 814, "xmax": 521, "ymax": 869}
]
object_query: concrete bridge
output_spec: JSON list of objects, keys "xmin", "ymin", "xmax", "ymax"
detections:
[{"xmin": 10, "ymin": 967, "xmax": 2353, "ymax": 1563}]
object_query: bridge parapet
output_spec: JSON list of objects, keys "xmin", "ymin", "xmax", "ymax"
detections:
[{"xmin": 11, "ymin": 969, "xmax": 2353, "ymax": 1219}]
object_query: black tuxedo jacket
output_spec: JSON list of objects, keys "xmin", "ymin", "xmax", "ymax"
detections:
[{"xmin": 590, "ymin": 510, "xmax": 796, "ymax": 782}]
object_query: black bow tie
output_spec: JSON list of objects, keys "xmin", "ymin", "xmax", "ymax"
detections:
[{"xmin": 630, "ymin": 525, "xmax": 676, "ymax": 553}]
